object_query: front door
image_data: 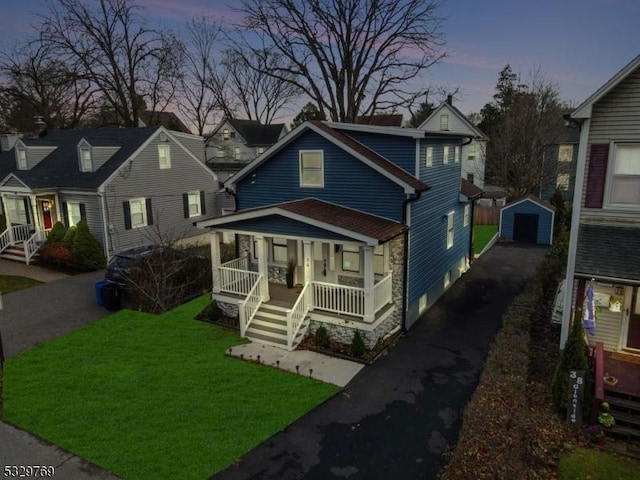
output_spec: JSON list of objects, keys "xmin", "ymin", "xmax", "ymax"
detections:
[
  {"xmin": 40, "ymin": 200, "xmax": 53, "ymax": 229},
  {"xmin": 626, "ymin": 287, "xmax": 640, "ymax": 350}
]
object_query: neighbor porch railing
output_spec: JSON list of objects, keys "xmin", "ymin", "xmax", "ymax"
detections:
[
  {"xmin": 287, "ymin": 282, "xmax": 313, "ymax": 350},
  {"xmin": 373, "ymin": 273, "xmax": 393, "ymax": 314},
  {"xmin": 239, "ymin": 273, "xmax": 263, "ymax": 337},
  {"xmin": 218, "ymin": 257, "xmax": 259, "ymax": 295},
  {"xmin": 0, "ymin": 228, "xmax": 10, "ymax": 253}
]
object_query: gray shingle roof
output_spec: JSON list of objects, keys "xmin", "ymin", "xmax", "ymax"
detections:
[
  {"xmin": 227, "ymin": 119, "xmax": 285, "ymax": 146},
  {"xmin": 575, "ymin": 224, "xmax": 640, "ymax": 282},
  {"xmin": 0, "ymin": 127, "xmax": 159, "ymax": 190}
]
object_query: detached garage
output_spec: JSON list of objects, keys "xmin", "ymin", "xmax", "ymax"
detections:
[{"xmin": 499, "ymin": 195, "xmax": 555, "ymax": 245}]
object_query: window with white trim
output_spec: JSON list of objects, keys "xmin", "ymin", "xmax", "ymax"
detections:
[
  {"xmin": 440, "ymin": 114, "xmax": 449, "ymax": 130},
  {"xmin": 80, "ymin": 147, "xmax": 92, "ymax": 172},
  {"xmin": 223, "ymin": 128, "xmax": 230, "ymax": 140},
  {"xmin": 468, "ymin": 143, "xmax": 477, "ymax": 160},
  {"xmin": 463, "ymin": 204, "xmax": 470, "ymax": 227},
  {"xmin": 374, "ymin": 245, "xmax": 384, "ymax": 275},
  {"xmin": 257, "ymin": 147, "xmax": 265, "ymax": 155},
  {"xmin": 234, "ymin": 147, "xmax": 241, "ymax": 160},
  {"xmin": 342, "ymin": 245, "xmax": 360, "ymax": 272},
  {"xmin": 272, "ymin": 237, "xmax": 288, "ymax": 263},
  {"xmin": 607, "ymin": 144, "xmax": 640, "ymax": 207},
  {"xmin": 16, "ymin": 148, "xmax": 27, "ymax": 169},
  {"xmin": 426, "ymin": 146, "xmax": 433, "ymax": 167},
  {"xmin": 446, "ymin": 212, "xmax": 455, "ymax": 249},
  {"xmin": 443, "ymin": 146, "xmax": 450, "ymax": 165},
  {"xmin": 129, "ymin": 198, "xmax": 147, "ymax": 228},
  {"xmin": 6, "ymin": 197, "xmax": 28, "ymax": 223},
  {"xmin": 558, "ymin": 144, "xmax": 573, "ymax": 163},
  {"xmin": 300, "ymin": 150, "xmax": 324, "ymax": 187},
  {"xmin": 67, "ymin": 202, "xmax": 83, "ymax": 227},
  {"xmin": 187, "ymin": 191, "xmax": 202, "ymax": 218},
  {"xmin": 454, "ymin": 146, "xmax": 460, "ymax": 163},
  {"xmin": 557, "ymin": 173, "xmax": 570, "ymax": 191},
  {"xmin": 158, "ymin": 144, "xmax": 171, "ymax": 169}
]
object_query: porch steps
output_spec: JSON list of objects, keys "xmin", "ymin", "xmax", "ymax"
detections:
[
  {"xmin": 245, "ymin": 303, "xmax": 307, "ymax": 350},
  {"xmin": 604, "ymin": 390, "xmax": 640, "ymax": 444},
  {"xmin": 0, "ymin": 243, "xmax": 32, "ymax": 263}
]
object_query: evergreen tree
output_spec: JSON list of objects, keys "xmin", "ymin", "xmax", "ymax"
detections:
[
  {"xmin": 71, "ymin": 220, "xmax": 105, "ymax": 271},
  {"xmin": 62, "ymin": 225, "xmax": 76, "ymax": 248},
  {"xmin": 46, "ymin": 221, "xmax": 67, "ymax": 244},
  {"xmin": 291, "ymin": 102, "xmax": 326, "ymax": 128},
  {"xmin": 552, "ymin": 314, "xmax": 590, "ymax": 412}
]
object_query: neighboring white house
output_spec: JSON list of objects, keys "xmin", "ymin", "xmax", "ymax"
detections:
[{"xmin": 419, "ymin": 98, "xmax": 487, "ymax": 189}]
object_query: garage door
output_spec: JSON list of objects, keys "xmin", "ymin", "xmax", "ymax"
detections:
[{"xmin": 513, "ymin": 213, "xmax": 539, "ymax": 243}]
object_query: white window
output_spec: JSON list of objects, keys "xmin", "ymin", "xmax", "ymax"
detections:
[
  {"xmin": 444, "ymin": 271, "xmax": 451, "ymax": 288},
  {"xmin": 80, "ymin": 148, "xmax": 92, "ymax": 172},
  {"xmin": 17, "ymin": 148, "xmax": 27, "ymax": 169},
  {"xmin": 463, "ymin": 204, "xmax": 470, "ymax": 227},
  {"xmin": 446, "ymin": 212, "xmax": 455, "ymax": 249},
  {"xmin": 440, "ymin": 114, "xmax": 449, "ymax": 130},
  {"xmin": 272, "ymin": 237, "xmax": 288, "ymax": 263},
  {"xmin": 234, "ymin": 147, "xmax": 241, "ymax": 160},
  {"xmin": 6, "ymin": 197, "xmax": 28, "ymax": 224},
  {"xmin": 129, "ymin": 198, "xmax": 147, "ymax": 228},
  {"xmin": 556, "ymin": 173, "xmax": 570, "ymax": 191},
  {"xmin": 455, "ymin": 146, "xmax": 460, "ymax": 163},
  {"xmin": 426, "ymin": 146, "xmax": 433, "ymax": 167},
  {"xmin": 419, "ymin": 294, "xmax": 427, "ymax": 314},
  {"xmin": 257, "ymin": 147, "xmax": 265, "ymax": 155},
  {"xmin": 374, "ymin": 245, "xmax": 384, "ymax": 275},
  {"xmin": 217, "ymin": 148, "xmax": 225, "ymax": 158},
  {"xmin": 300, "ymin": 150, "xmax": 324, "ymax": 187},
  {"xmin": 342, "ymin": 245, "xmax": 360, "ymax": 272},
  {"xmin": 443, "ymin": 146, "xmax": 450, "ymax": 165},
  {"xmin": 558, "ymin": 144, "xmax": 573, "ymax": 163},
  {"xmin": 158, "ymin": 144, "xmax": 171, "ymax": 169},
  {"xmin": 67, "ymin": 202, "xmax": 82, "ymax": 227},
  {"xmin": 468, "ymin": 143, "xmax": 477, "ymax": 160},
  {"xmin": 608, "ymin": 144, "xmax": 640, "ymax": 207},
  {"xmin": 187, "ymin": 191, "xmax": 202, "ymax": 218},
  {"xmin": 223, "ymin": 128, "xmax": 230, "ymax": 140}
]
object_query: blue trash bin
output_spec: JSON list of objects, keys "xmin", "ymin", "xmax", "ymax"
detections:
[{"xmin": 95, "ymin": 281, "xmax": 108, "ymax": 307}]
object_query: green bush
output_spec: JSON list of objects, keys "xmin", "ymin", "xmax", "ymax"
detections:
[
  {"xmin": 552, "ymin": 314, "xmax": 590, "ymax": 413},
  {"xmin": 350, "ymin": 329, "xmax": 366, "ymax": 357},
  {"xmin": 46, "ymin": 222, "xmax": 67, "ymax": 244},
  {"xmin": 71, "ymin": 220, "xmax": 105, "ymax": 271},
  {"xmin": 314, "ymin": 326, "xmax": 330, "ymax": 349},
  {"xmin": 37, "ymin": 242, "xmax": 75, "ymax": 269},
  {"xmin": 62, "ymin": 225, "xmax": 77, "ymax": 248}
]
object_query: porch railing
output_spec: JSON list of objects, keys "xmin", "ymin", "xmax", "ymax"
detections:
[
  {"xmin": 218, "ymin": 263, "xmax": 259, "ymax": 295},
  {"xmin": 373, "ymin": 273, "xmax": 393, "ymax": 314},
  {"xmin": 287, "ymin": 282, "xmax": 312, "ymax": 350},
  {"xmin": 12, "ymin": 224, "xmax": 32, "ymax": 242},
  {"xmin": 313, "ymin": 281, "xmax": 365, "ymax": 317},
  {"xmin": 220, "ymin": 256, "xmax": 248, "ymax": 271},
  {"xmin": 239, "ymin": 274, "xmax": 263, "ymax": 337},
  {"xmin": 0, "ymin": 228, "xmax": 10, "ymax": 253},
  {"xmin": 23, "ymin": 229, "xmax": 49, "ymax": 265}
]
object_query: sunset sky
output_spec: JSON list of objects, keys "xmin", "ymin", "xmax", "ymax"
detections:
[{"xmin": 0, "ymin": 0, "xmax": 638, "ymax": 123}]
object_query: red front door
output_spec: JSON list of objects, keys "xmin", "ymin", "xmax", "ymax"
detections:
[{"xmin": 41, "ymin": 200, "xmax": 53, "ymax": 229}]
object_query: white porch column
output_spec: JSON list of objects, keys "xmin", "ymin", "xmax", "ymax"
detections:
[
  {"xmin": 210, "ymin": 230, "xmax": 221, "ymax": 293},
  {"xmin": 363, "ymin": 245, "xmax": 375, "ymax": 323},
  {"xmin": 303, "ymin": 240, "xmax": 314, "ymax": 283},
  {"xmin": 28, "ymin": 195, "xmax": 38, "ymax": 230},
  {"xmin": 1, "ymin": 195, "xmax": 14, "ymax": 242},
  {"xmin": 256, "ymin": 235, "xmax": 269, "ymax": 301},
  {"xmin": 54, "ymin": 193, "xmax": 62, "ymax": 223}
]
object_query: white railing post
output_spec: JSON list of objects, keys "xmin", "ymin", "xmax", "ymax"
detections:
[
  {"xmin": 363, "ymin": 245, "xmax": 375, "ymax": 323},
  {"xmin": 210, "ymin": 230, "xmax": 221, "ymax": 293}
]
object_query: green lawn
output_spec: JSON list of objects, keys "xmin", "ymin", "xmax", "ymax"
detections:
[
  {"xmin": 0, "ymin": 275, "xmax": 43, "ymax": 293},
  {"xmin": 4, "ymin": 296, "xmax": 338, "ymax": 480},
  {"xmin": 473, "ymin": 224, "xmax": 498, "ymax": 254},
  {"xmin": 559, "ymin": 447, "xmax": 640, "ymax": 479}
]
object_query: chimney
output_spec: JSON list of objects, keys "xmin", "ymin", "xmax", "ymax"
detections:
[
  {"xmin": 446, "ymin": 95, "xmax": 453, "ymax": 106},
  {"xmin": 34, "ymin": 116, "xmax": 47, "ymax": 136}
]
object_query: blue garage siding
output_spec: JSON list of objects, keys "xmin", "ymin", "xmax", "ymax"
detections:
[
  {"xmin": 500, "ymin": 200, "xmax": 554, "ymax": 245},
  {"xmin": 339, "ymin": 130, "xmax": 418, "ymax": 174},
  {"xmin": 406, "ymin": 139, "xmax": 470, "ymax": 327},
  {"xmin": 236, "ymin": 130, "xmax": 406, "ymax": 222}
]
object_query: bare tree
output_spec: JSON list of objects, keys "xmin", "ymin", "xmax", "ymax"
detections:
[
  {"xmin": 39, "ymin": 0, "xmax": 179, "ymax": 127},
  {"xmin": 0, "ymin": 41, "xmax": 95, "ymax": 129},
  {"xmin": 233, "ymin": 0, "xmax": 446, "ymax": 122},
  {"xmin": 488, "ymin": 70, "xmax": 565, "ymax": 199}
]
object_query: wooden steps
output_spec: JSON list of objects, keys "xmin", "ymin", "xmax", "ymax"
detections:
[
  {"xmin": 0, "ymin": 243, "xmax": 30, "ymax": 263},
  {"xmin": 245, "ymin": 303, "xmax": 307, "ymax": 350},
  {"xmin": 604, "ymin": 390, "xmax": 640, "ymax": 445}
]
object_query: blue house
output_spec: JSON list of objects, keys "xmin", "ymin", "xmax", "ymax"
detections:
[{"xmin": 196, "ymin": 121, "xmax": 481, "ymax": 350}]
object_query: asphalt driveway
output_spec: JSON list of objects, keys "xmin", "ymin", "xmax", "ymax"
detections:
[{"xmin": 212, "ymin": 243, "xmax": 548, "ymax": 480}]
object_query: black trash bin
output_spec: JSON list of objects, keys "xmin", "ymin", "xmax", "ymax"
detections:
[{"xmin": 102, "ymin": 282, "xmax": 122, "ymax": 311}]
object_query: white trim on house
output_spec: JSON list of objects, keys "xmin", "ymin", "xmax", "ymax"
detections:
[
  {"xmin": 326, "ymin": 122, "xmax": 426, "ymax": 138},
  {"xmin": 501, "ymin": 196, "xmax": 556, "ymax": 215},
  {"xmin": 419, "ymin": 102, "xmax": 487, "ymax": 139},
  {"xmin": 0, "ymin": 173, "xmax": 30, "ymax": 190}
]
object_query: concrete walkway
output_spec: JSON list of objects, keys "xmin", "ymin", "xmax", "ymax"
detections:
[{"xmin": 0, "ymin": 258, "xmax": 70, "ymax": 283}]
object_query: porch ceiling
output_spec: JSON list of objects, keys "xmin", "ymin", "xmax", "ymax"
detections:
[
  {"xmin": 575, "ymin": 224, "xmax": 640, "ymax": 282},
  {"xmin": 197, "ymin": 197, "xmax": 407, "ymax": 245}
]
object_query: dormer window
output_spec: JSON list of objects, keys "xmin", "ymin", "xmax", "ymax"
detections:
[
  {"xmin": 158, "ymin": 144, "xmax": 171, "ymax": 169},
  {"xmin": 440, "ymin": 114, "xmax": 449, "ymax": 131},
  {"xmin": 16, "ymin": 148, "xmax": 27, "ymax": 170},
  {"xmin": 80, "ymin": 147, "xmax": 92, "ymax": 172}
]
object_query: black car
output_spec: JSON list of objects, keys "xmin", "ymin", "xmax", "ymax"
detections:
[{"xmin": 105, "ymin": 245, "xmax": 162, "ymax": 287}]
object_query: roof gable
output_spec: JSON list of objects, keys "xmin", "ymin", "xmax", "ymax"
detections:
[
  {"xmin": 502, "ymin": 194, "xmax": 556, "ymax": 213},
  {"xmin": 419, "ymin": 103, "xmax": 486, "ymax": 139}
]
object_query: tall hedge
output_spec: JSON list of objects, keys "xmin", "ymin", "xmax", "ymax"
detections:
[{"xmin": 70, "ymin": 220, "xmax": 105, "ymax": 271}]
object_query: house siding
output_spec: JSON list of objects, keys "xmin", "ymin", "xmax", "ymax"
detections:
[
  {"xmin": 90, "ymin": 146, "xmax": 120, "ymax": 171},
  {"xmin": 58, "ymin": 192, "xmax": 104, "ymax": 247},
  {"xmin": 235, "ymin": 130, "xmax": 406, "ymax": 222},
  {"xmin": 103, "ymin": 136, "xmax": 218, "ymax": 254},
  {"xmin": 24, "ymin": 147, "xmax": 56, "ymax": 169},
  {"xmin": 405, "ymin": 138, "xmax": 469, "ymax": 327},
  {"xmin": 499, "ymin": 200, "xmax": 553, "ymax": 245},
  {"xmin": 173, "ymin": 133, "xmax": 205, "ymax": 160},
  {"xmin": 2, "ymin": 177, "xmax": 25, "ymax": 188}
]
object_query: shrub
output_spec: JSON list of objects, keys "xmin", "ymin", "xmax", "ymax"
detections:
[
  {"xmin": 37, "ymin": 242, "xmax": 75, "ymax": 269},
  {"xmin": 46, "ymin": 222, "xmax": 67, "ymax": 244},
  {"xmin": 62, "ymin": 225, "xmax": 77, "ymax": 247},
  {"xmin": 314, "ymin": 326, "xmax": 330, "ymax": 349},
  {"xmin": 552, "ymin": 314, "xmax": 590, "ymax": 413},
  {"xmin": 71, "ymin": 220, "xmax": 105, "ymax": 271},
  {"xmin": 350, "ymin": 329, "xmax": 366, "ymax": 357}
]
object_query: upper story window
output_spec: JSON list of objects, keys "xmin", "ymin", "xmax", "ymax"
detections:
[
  {"xmin": 558, "ymin": 144, "xmax": 573, "ymax": 163},
  {"xmin": 468, "ymin": 143, "xmax": 477, "ymax": 160},
  {"xmin": 607, "ymin": 143, "xmax": 640, "ymax": 207},
  {"xmin": 80, "ymin": 147, "xmax": 92, "ymax": 172},
  {"xmin": 234, "ymin": 147, "xmax": 241, "ymax": 160},
  {"xmin": 454, "ymin": 146, "xmax": 460, "ymax": 163},
  {"xmin": 257, "ymin": 146, "xmax": 265, "ymax": 156},
  {"xmin": 557, "ymin": 173, "xmax": 570, "ymax": 191},
  {"xmin": 446, "ymin": 212, "xmax": 455, "ymax": 249},
  {"xmin": 223, "ymin": 129, "xmax": 230, "ymax": 140},
  {"xmin": 443, "ymin": 146, "xmax": 450, "ymax": 165},
  {"xmin": 440, "ymin": 114, "xmax": 449, "ymax": 130},
  {"xmin": 185, "ymin": 191, "xmax": 203, "ymax": 218},
  {"xmin": 217, "ymin": 148, "xmax": 225, "ymax": 158},
  {"xmin": 158, "ymin": 144, "xmax": 171, "ymax": 169},
  {"xmin": 425, "ymin": 146, "xmax": 433, "ymax": 167},
  {"xmin": 300, "ymin": 150, "xmax": 324, "ymax": 187},
  {"xmin": 16, "ymin": 148, "xmax": 27, "ymax": 170}
]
